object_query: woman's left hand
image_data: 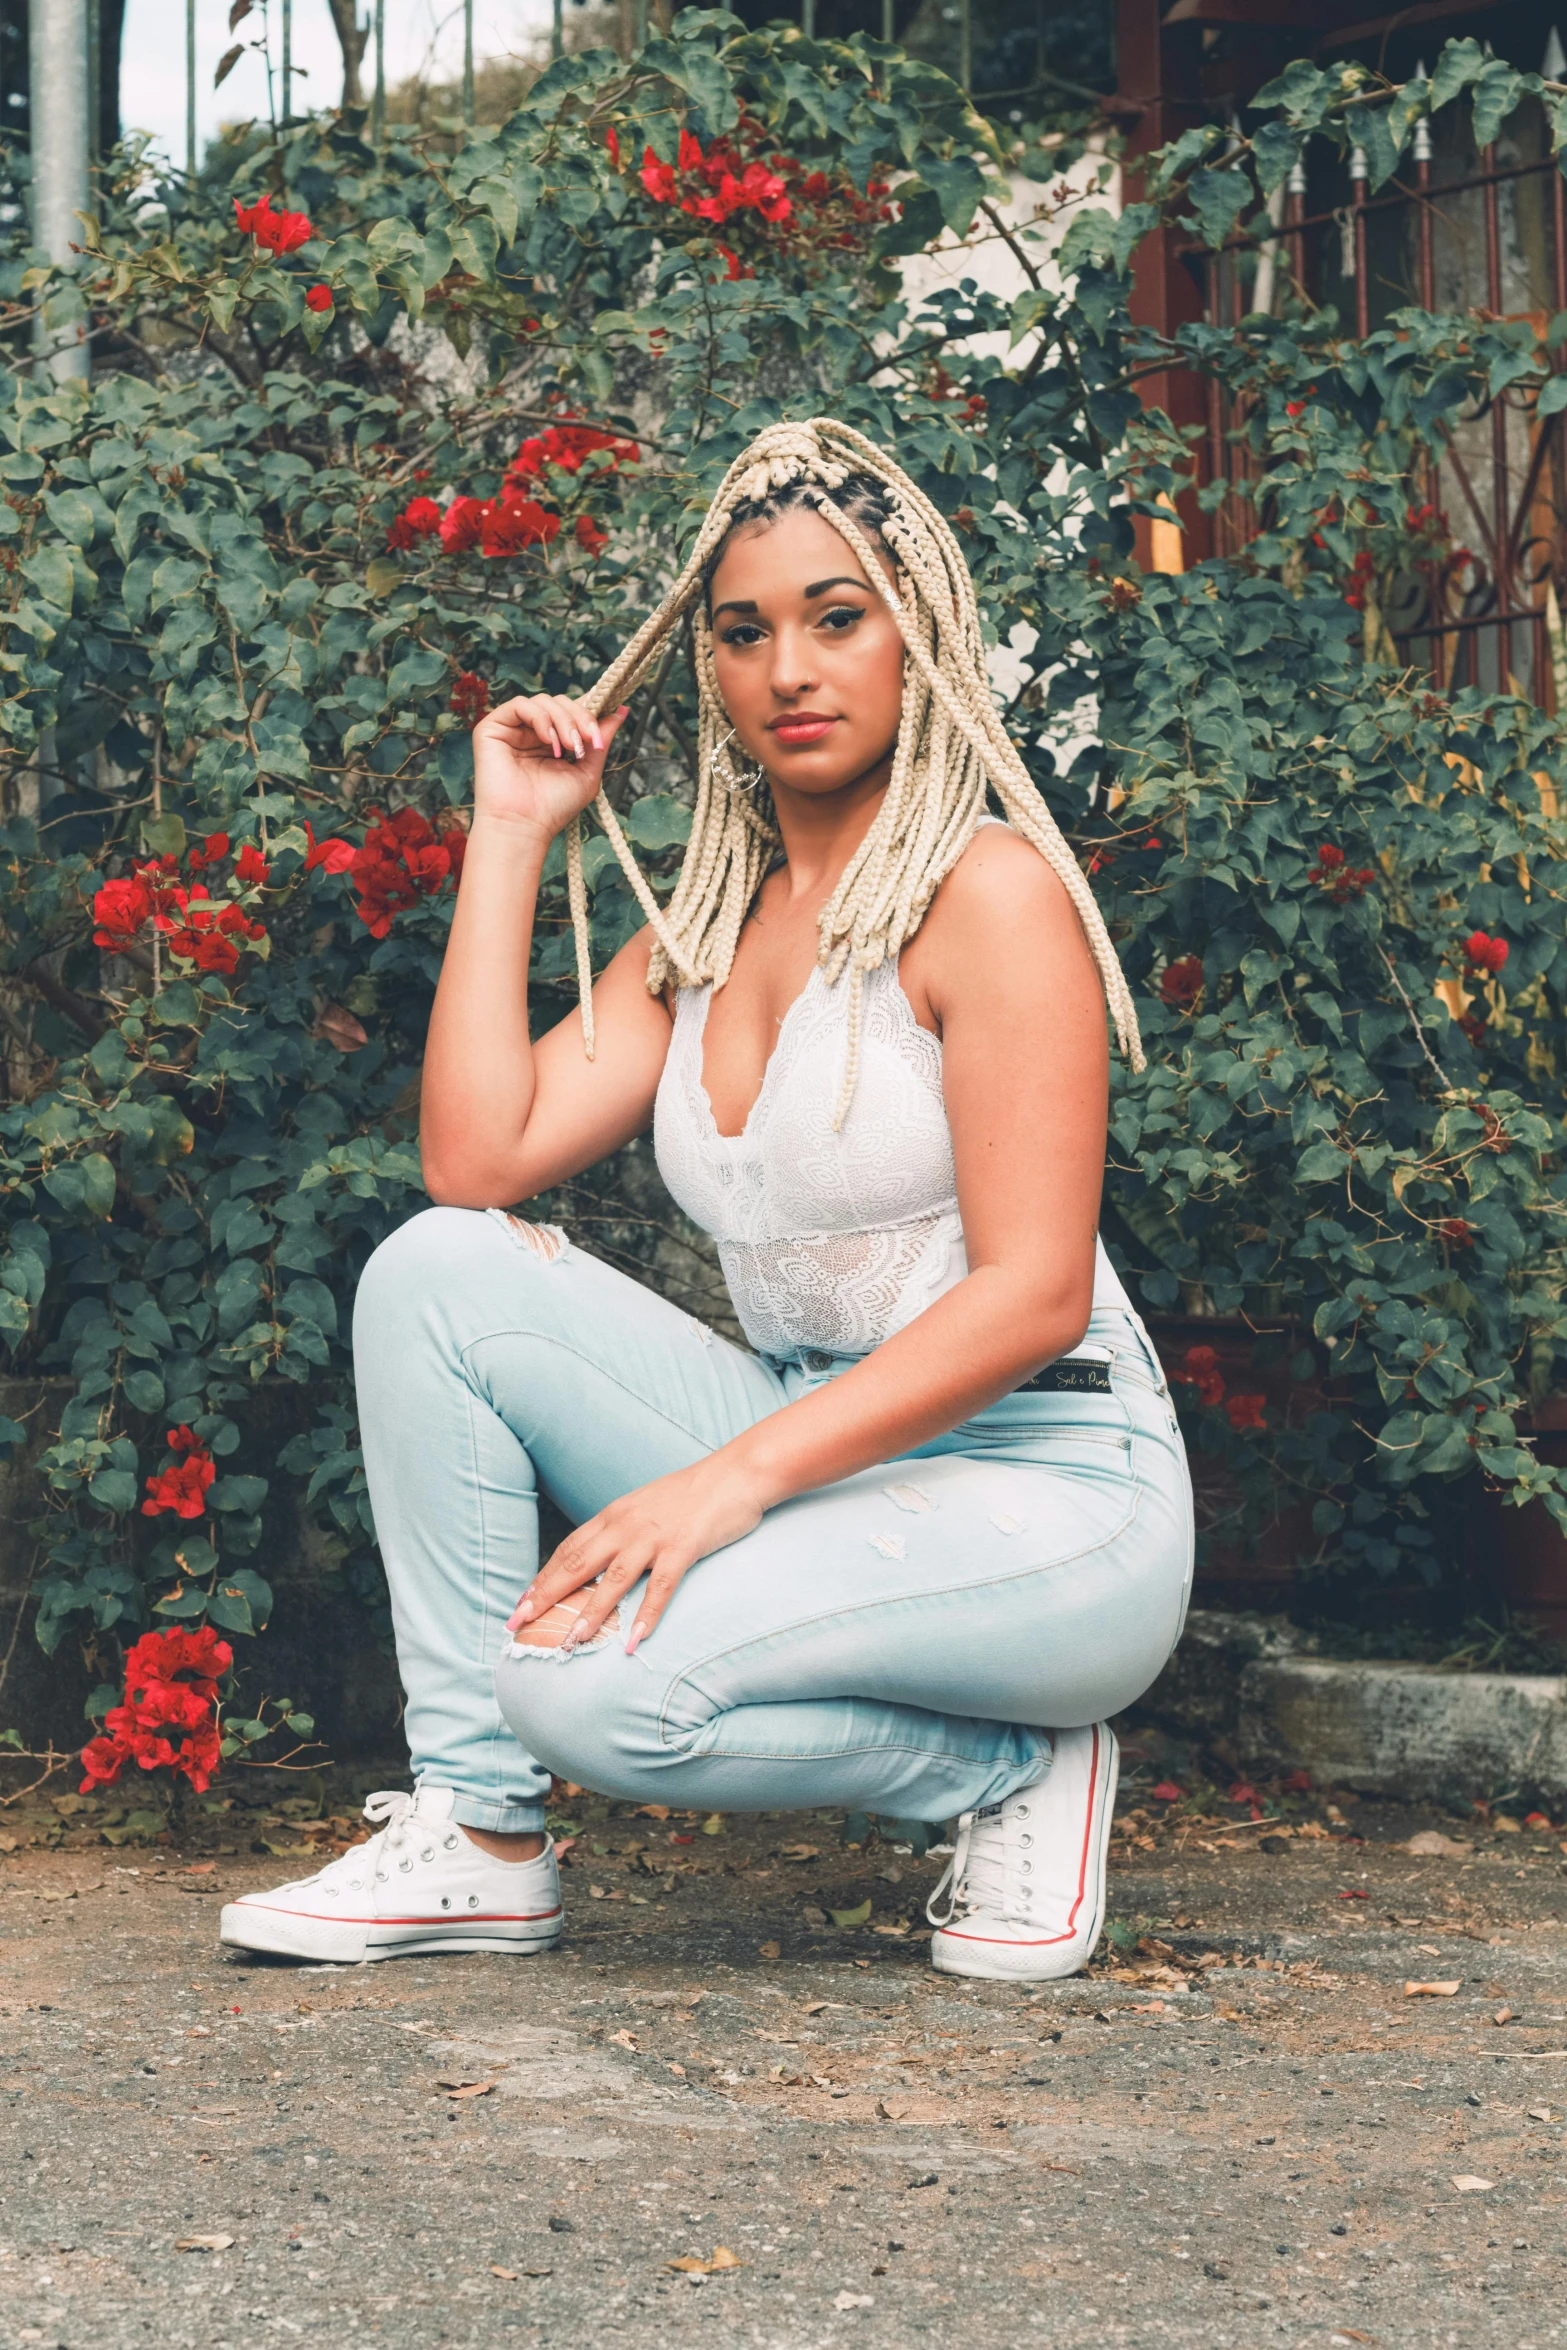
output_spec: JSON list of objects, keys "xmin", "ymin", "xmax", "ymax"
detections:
[{"xmin": 506, "ymin": 1458, "xmax": 767, "ymax": 1653}]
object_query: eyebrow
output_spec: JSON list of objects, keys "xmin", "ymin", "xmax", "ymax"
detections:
[{"xmin": 711, "ymin": 575, "xmax": 872, "ymax": 619}]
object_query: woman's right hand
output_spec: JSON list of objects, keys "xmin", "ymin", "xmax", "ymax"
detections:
[{"xmin": 470, "ymin": 693, "xmax": 629, "ymax": 844}]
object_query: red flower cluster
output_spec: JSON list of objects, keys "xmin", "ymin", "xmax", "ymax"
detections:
[
  {"xmin": 1437, "ymin": 1218, "xmax": 1476, "ymax": 1250},
  {"xmin": 508, "ymin": 422, "xmax": 639, "ymax": 484},
  {"xmin": 1226, "ymin": 1392, "xmax": 1267, "ymax": 1432},
  {"xmin": 1159, "ymin": 955, "xmax": 1204, "ymax": 1008},
  {"xmin": 308, "ymin": 807, "xmax": 467, "ymax": 939},
  {"xmin": 640, "ymin": 129, "xmax": 792, "ymax": 225},
  {"xmin": 574, "ymin": 513, "xmax": 608, "ymax": 557},
  {"xmin": 92, "ymin": 845, "xmax": 268, "ymax": 975},
  {"xmin": 1308, "ymin": 842, "xmax": 1376, "ymax": 901},
  {"xmin": 1344, "ymin": 548, "xmax": 1375, "ymax": 611},
  {"xmin": 1464, "ymin": 929, "xmax": 1509, "ymax": 976},
  {"xmin": 387, "ymin": 494, "xmax": 443, "ymax": 551},
  {"xmin": 142, "ymin": 1424, "xmax": 216, "ymax": 1519},
  {"xmin": 450, "ymin": 671, "xmax": 490, "ymax": 728},
  {"xmin": 80, "ymin": 1626, "xmax": 233, "ymax": 1796},
  {"xmin": 1176, "ymin": 1344, "xmax": 1225, "ymax": 1407},
  {"xmin": 233, "ymin": 194, "xmax": 313, "ymax": 254},
  {"xmin": 305, "ymin": 284, "xmax": 334, "ymax": 313}
]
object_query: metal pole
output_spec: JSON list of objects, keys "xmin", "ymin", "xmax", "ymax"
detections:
[
  {"xmin": 801, "ymin": 0, "xmax": 814, "ymax": 37},
  {"xmin": 186, "ymin": 0, "xmax": 196, "ymax": 178},
  {"xmin": 462, "ymin": 0, "xmax": 474, "ymax": 125},
  {"xmin": 552, "ymin": 0, "xmax": 563, "ymax": 60},
  {"xmin": 28, "ymin": 0, "xmax": 91, "ymax": 383},
  {"xmin": 882, "ymin": 0, "xmax": 894, "ymax": 38},
  {"xmin": 372, "ymin": 0, "xmax": 385, "ymax": 142},
  {"xmin": 86, "ymin": 0, "xmax": 99, "ymax": 165},
  {"xmin": 282, "ymin": 0, "xmax": 293, "ymax": 122},
  {"xmin": 632, "ymin": 0, "xmax": 647, "ymax": 47},
  {"xmin": 958, "ymin": 0, "xmax": 971, "ymax": 91}
]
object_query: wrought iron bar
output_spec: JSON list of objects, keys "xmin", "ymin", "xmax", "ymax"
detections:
[
  {"xmin": 552, "ymin": 0, "xmax": 564, "ymax": 61},
  {"xmin": 463, "ymin": 0, "xmax": 474, "ymax": 125},
  {"xmin": 282, "ymin": 0, "xmax": 292, "ymax": 124},
  {"xmin": 1195, "ymin": 151, "xmax": 1557, "ymax": 266},
  {"xmin": 1481, "ymin": 143, "xmax": 1511, "ymax": 615},
  {"xmin": 186, "ymin": 0, "xmax": 196, "ymax": 180},
  {"xmin": 372, "ymin": 0, "xmax": 385, "ymax": 144},
  {"xmin": 1349, "ymin": 143, "xmax": 1369, "ymax": 338}
]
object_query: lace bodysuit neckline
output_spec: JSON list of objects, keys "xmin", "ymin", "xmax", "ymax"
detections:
[{"xmin": 653, "ymin": 953, "xmax": 1130, "ymax": 1363}]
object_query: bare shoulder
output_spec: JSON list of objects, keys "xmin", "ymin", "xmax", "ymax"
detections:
[{"xmin": 906, "ymin": 822, "xmax": 1093, "ymax": 1016}]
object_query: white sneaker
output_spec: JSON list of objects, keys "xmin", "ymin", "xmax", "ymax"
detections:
[
  {"xmin": 927, "ymin": 1723, "xmax": 1118, "ymax": 1982},
  {"xmin": 218, "ymin": 1786, "xmax": 563, "ymax": 1964}
]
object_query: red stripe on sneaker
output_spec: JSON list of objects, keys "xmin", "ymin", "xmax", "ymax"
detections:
[
  {"xmin": 237, "ymin": 1903, "xmax": 563, "ymax": 1926},
  {"xmin": 942, "ymin": 1726, "xmax": 1103, "ymax": 1948}
]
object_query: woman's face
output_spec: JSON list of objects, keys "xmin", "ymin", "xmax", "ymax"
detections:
[{"xmin": 707, "ymin": 503, "xmax": 905, "ymax": 803}]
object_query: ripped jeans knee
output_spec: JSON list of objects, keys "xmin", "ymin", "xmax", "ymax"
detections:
[
  {"xmin": 504, "ymin": 1594, "xmax": 622, "ymax": 1662},
  {"xmin": 486, "ymin": 1208, "xmax": 568, "ymax": 1263}
]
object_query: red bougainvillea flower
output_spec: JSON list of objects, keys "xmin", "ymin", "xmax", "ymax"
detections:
[
  {"xmin": 386, "ymin": 495, "xmax": 443, "ymax": 552},
  {"xmin": 347, "ymin": 806, "xmax": 467, "ymax": 938},
  {"xmin": 712, "ymin": 243, "xmax": 751, "ymax": 282},
  {"xmin": 186, "ymin": 831, "xmax": 231, "ymax": 873},
  {"xmin": 640, "ymin": 147, "xmax": 678, "ymax": 203},
  {"xmin": 480, "ymin": 497, "xmax": 560, "ymax": 558},
  {"xmin": 574, "ymin": 514, "xmax": 608, "ymax": 557},
  {"xmin": 1174, "ymin": 1344, "xmax": 1225, "ymax": 1408},
  {"xmin": 1463, "ymin": 929, "xmax": 1509, "ymax": 976},
  {"xmin": 1226, "ymin": 1391, "xmax": 1267, "ymax": 1432},
  {"xmin": 233, "ymin": 193, "xmax": 313, "ymax": 254},
  {"xmin": 80, "ymin": 1626, "xmax": 233, "ymax": 1795},
  {"xmin": 234, "ymin": 843, "xmax": 270, "ymax": 889},
  {"xmin": 1151, "ymin": 1780, "xmax": 1184, "ymax": 1802},
  {"xmin": 92, "ymin": 873, "xmax": 153, "ymax": 947},
  {"xmin": 1308, "ymin": 842, "xmax": 1376, "ymax": 900},
  {"xmin": 1437, "ymin": 1218, "xmax": 1476, "ymax": 1250},
  {"xmin": 450, "ymin": 671, "xmax": 490, "ymax": 728},
  {"xmin": 141, "ymin": 1425, "xmax": 217, "ymax": 1519},
  {"xmin": 155, "ymin": 890, "xmax": 266, "ymax": 976},
  {"xmin": 507, "ymin": 422, "xmax": 639, "ymax": 484},
  {"xmin": 604, "ymin": 126, "xmax": 621, "ymax": 169},
  {"xmin": 1159, "ymin": 955, "xmax": 1204, "ymax": 1008},
  {"xmin": 1344, "ymin": 547, "xmax": 1376, "ymax": 611},
  {"xmin": 305, "ymin": 283, "xmax": 334, "ymax": 313},
  {"xmin": 439, "ymin": 496, "xmax": 486, "ymax": 554},
  {"xmin": 303, "ymin": 820, "xmax": 357, "ymax": 875}
]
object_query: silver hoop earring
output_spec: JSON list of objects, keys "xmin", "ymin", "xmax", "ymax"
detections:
[{"xmin": 710, "ymin": 725, "xmax": 765, "ymax": 795}]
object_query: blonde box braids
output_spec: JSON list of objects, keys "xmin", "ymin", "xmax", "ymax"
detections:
[{"xmin": 564, "ymin": 416, "xmax": 1144, "ymax": 1126}]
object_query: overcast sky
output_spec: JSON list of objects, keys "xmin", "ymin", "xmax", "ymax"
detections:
[{"xmin": 120, "ymin": 1, "xmax": 558, "ymax": 163}]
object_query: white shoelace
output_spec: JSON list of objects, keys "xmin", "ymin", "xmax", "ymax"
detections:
[
  {"xmin": 925, "ymin": 1808, "xmax": 1005, "ymax": 1927},
  {"xmin": 284, "ymin": 1788, "xmax": 418, "ymax": 1892}
]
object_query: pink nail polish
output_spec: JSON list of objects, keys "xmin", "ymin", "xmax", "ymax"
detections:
[{"xmin": 625, "ymin": 1622, "xmax": 643, "ymax": 1655}]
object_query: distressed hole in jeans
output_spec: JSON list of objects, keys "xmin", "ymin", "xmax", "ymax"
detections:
[
  {"xmin": 503, "ymin": 1598, "xmax": 621, "ymax": 1662},
  {"xmin": 486, "ymin": 1207, "xmax": 567, "ymax": 1263}
]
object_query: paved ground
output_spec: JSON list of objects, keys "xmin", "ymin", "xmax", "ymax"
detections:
[{"xmin": 1, "ymin": 1747, "xmax": 1566, "ymax": 2349}]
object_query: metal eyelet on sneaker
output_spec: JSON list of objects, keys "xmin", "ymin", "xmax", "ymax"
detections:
[
  {"xmin": 1019, "ymin": 1832, "xmax": 1033, "ymax": 1847},
  {"xmin": 468, "ymin": 1894, "xmax": 479, "ymax": 1909},
  {"xmin": 440, "ymin": 1896, "xmax": 452, "ymax": 1910},
  {"xmin": 398, "ymin": 1857, "xmax": 413, "ymax": 1873},
  {"xmin": 420, "ymin": 1846, "xmax": 434, "ymax": 1863},
  {"xmin": 1015, "ymin": 1803, "xmax": 1030, "ymax": 1819},
  {"xmin": 1020, "ymin": 1859, "xmax": 1033, "ymax": 1873},
  {"xmin": 443, "ymin": 1833, "xmax": 459, "ymax": 1850}
]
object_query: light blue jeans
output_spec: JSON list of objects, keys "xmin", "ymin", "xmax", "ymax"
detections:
[{"xmin": 353, "ymin": 1207, "xmax": 1194, "ymax": 1834}]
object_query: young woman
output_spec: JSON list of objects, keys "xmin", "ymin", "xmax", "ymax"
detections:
[{"xmin": 220, "ymin": 419, "xmax": 1193, "ymax": 1981}]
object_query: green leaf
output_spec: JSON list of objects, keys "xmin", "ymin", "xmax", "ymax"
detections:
[
  {"xmin": 87, "ymin": 1467, "xmax": 140, "ymax": 1513},
  {"xmin": 829, "ymin": 1899, "xmax": 872, "ymax": 1929},
  {"xmin": 209, "ymin": 1474, "xmax": 268, "ymax": 1513},
  {"xmin": 623, "ymin": 794, "xmax": 692, "ymax": 849},
  {"xmin": 917, "ymin": 155, "xmax": 987, "ymax": 237},
  {"xmin": 122, "ymin": 1368, "xmax": 166, "ymax": 1416}
]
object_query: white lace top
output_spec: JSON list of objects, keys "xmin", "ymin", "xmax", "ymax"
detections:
[{"xmin": 653, "ymin": 955, "xmax": 1132, "ymax": 1363}]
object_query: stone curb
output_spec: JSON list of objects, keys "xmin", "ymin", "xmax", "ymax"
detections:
[{"xmin": 1138, "ymin": 1610, "xmax": 1567, "ymax": 1803}]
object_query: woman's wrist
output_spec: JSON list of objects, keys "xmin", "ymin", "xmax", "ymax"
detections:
[{"xmin": 466, "ymin": 805, "xmax": 556, "ymax": 865}]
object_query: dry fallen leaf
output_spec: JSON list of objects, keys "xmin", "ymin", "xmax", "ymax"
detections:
[
  {"xmin": 781, "ymin": 1844, "xmax": 819, "ymax": 1861},
  {"xmin": 708, "ymin": 2246, "xmax": 742, "ymax": 2270},
  {"xmin": 440, "ymin": 2079, "xmax": 497, "ymax": 2100},
  {"xmin": 1493, "ymin": 2007, "xmax": 1516, "ymax": 2027},
  {"xmin": 490, "ymin": 2265, "xmax": 519, "ymax": 2281},
  {"xmin": 1406, "ymin": 1831, "xmax": 1468, "ymax": 1857},
  {"xmin": 611, "ymin": 2029, "xmax": 638, "ymax": 2051},
  {"xmin": 835, "ymin": 2290, "xmax": 875, "ymax": 2311},
  {"xmin": 1527, "ymin": 2105, "xmax": 1553, "ymax": 2122},
  {"xmin": 830, "ymin": 1899, "xmax": 872, "ymax": 1930},
  {"xmin": 175, "ymin": 2234, "xmax": 234, "ymax": 2252},
  {"xmin": 1404, "ymin": 1980, "xmax": 1461, "ymax": 1998},
  {"xmin": 313, "ymin": 1003, "xmax": 370, "ymax": 1052},
  {"xmin": 758, "ymin": 1940, "xmax": 780, "ymax": 1960},
  {"xmin": 1451, "ymin": 2174, "xmax": 1494, "ymax": 2192}
]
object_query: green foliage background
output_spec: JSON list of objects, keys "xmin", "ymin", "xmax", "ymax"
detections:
[{"xmin": 1, "ymin": 15, "xmax": 1566, "ymax": 1741}]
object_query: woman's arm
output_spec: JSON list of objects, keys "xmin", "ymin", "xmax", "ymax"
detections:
[
  {"xmin": 512, "ymin": 827, "xmax": 1111, "ymax": 1648},
  {"xmin": 420, "ymin": 692, "xmax": 674, "ymax": 1208}
]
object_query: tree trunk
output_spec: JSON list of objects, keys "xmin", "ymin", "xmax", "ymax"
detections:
[{"xmin": 325, "ymin": 0, "xmax": 368, "ymax": 108}]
